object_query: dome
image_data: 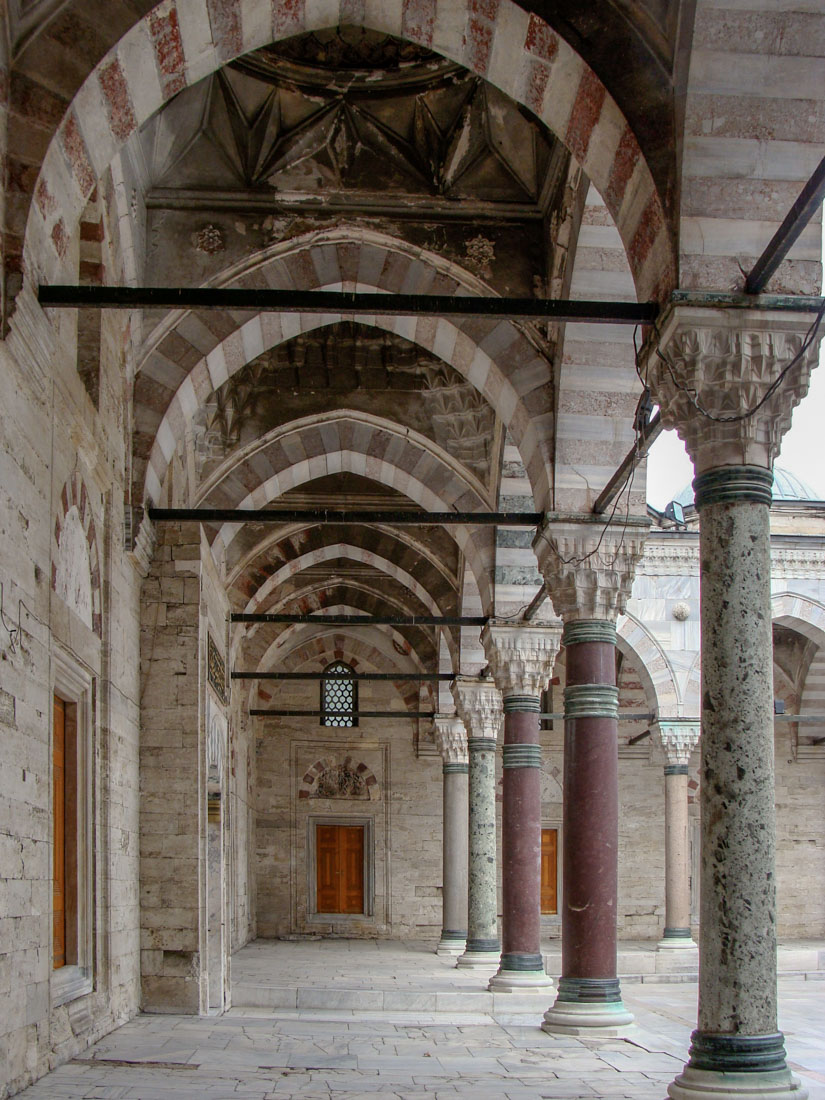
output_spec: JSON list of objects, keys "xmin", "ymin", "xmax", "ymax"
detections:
[{"xmin": 672, "ymin": 465, "xmax": 822, "ymax": 508}]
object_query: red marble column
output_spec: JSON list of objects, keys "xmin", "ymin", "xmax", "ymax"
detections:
[{"xmin": 542, "ymin": 619, "xmax": 633, "ymax": 1033}]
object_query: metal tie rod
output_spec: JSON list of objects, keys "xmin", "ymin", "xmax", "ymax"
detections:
[
  {"xmin": 38, "ymin": 285, "xmax": 658, "ymax": 325},
  {"xmin": 149, "ymin": 507, "xmax": 541, "ymax": 526},
  {"xmin": 251, "ymin": 709, "xmax": 435, "ymax": 718},
  {"xmin": 231, "ymin": 613, "xmax": 488, "ymax": 626},
  {"xmin": 234, "ymin": 671, "xmax": 455, "ymax": 681}
]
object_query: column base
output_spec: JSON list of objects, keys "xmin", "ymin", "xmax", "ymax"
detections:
[
  {"xmin": 658, "ymin": 927, "xmax": 697, "ymax": 950},
  {"xmin": 541, "ymin": 978, "xmax": 634, "ymax": 1035},
  {"xmin": 542, "ymin": 999, "xmax": 635, "ymax": 1036},
  {"xmin": 489, "ymin": 970, "xmax": 553, "ymax": 992},
  {"xmin": 668, "ymin": 1066, "xmax": 807, "ymax": 1099},
  {"xmin": 456, "ymin": 940, "xmax": 501, "ymax": 969},
  {"xmin": 436, "ymin": 931, "xmax": 467, "ymax": 957}
]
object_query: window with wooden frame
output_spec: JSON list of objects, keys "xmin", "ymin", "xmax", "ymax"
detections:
[
  {"xmin": 321, "ymin": 661, "xmax": 358, "ymax": 728},
  {"xmin": 52, "ymin": 654, "xmax": 94, "ymax": 1005},
  {"xmin": 541, "ymin": 827, "xmax": 559, "ymax": 915}
]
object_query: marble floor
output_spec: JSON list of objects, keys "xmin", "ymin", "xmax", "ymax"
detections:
[{"xmin": 14, "ymin": 941, "xmax": 825, "ymax": 1100}]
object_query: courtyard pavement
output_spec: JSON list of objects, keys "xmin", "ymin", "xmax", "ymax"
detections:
[{"xmin": 13, "ymin": 941, "xmax": 825, "ymax": 1100}]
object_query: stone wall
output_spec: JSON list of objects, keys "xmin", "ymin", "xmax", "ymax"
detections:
[
  {"xmin": 255, "ymin": 682, "xmax": 442, "ymax": 939},
  {"xmin": 0, "ymin": 249, "xmax": 141, "ymax": 1094}
]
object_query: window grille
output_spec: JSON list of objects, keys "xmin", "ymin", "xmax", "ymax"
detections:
[{"xmin": 321, "ymin": 661, "xmax": 358, "ymax": 727}]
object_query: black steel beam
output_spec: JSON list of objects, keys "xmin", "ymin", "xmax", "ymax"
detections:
[
  {"xmin": 231, "ymin": 613, "xmax": 487, "ymax": 626},
  {"xmin": 745, "ymin": 155, "xmax": 825, "ymax": 294},
  {"xmin": 38, "ymin": 284, "xmax": 658, "ymax": 325},
  {"xmin": 627, "ymin": 729, "xmax": 652, "ymax": 745},
  {"xmin": 592, "ymin": 411, "xmax": 663, "ymax": 516},
  {"xmin": 150, "ymin": 507, "xmax": 541, "ymax": 526},
  {"xmin": 234, "ymin": 671, "xmax": 454, "ymax": 681},
  {"xmin": 251, "ymin": 709, "xmax": 435, "ymax": 718}
]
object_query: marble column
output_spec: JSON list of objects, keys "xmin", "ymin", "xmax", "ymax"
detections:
[
  {"xmin": 646, "ymin": 304, "xmax": 821, "ymax": 1099},
  {"xmin": 433, "ymin": 715, "xmax": 469, "ymax": 957},
  {"xmin": 534, "ymin": 516, "xmax": 648, "ymax": 1035},
  {"xmin": 482, "ymin": 622, "xmax": 561, "ymax": 992},
  {"xmin": 654, "ymin": 720, "xmax": 700, "ymax": 950},
  {"xmin": 452, "ymin": 677, "xmax": 502, "ymax": 969}
]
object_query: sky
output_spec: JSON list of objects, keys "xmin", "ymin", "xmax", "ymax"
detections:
[{"xmin": 645, "ymin": 232, "xmax": 825, "ymax": 509}]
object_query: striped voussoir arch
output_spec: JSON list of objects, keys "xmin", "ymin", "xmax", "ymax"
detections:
[
  {"xmin": 772, "ymin": 592, "xmax": 825, "ymax": 649},
  {"xmin": 202, "ymin": 413, "xmax": 496, "ymax": 611},
  {"xmin": 52, "ymin": 472, "xmax": 103, "ymax": 637},
  {"xmin": 242, "ymin": 544, "xmax": 446, "ymax": 620},
  {"xmin": 617, "ymin": 612, "xmax": 681, "ymax": 720},
  {"xmin": 24, "ymin": 0, "xmax": 674, "ymax": 314},
  {"xmin": 136, "ymin": 231, "xmax": 554, "ymax": 511}
]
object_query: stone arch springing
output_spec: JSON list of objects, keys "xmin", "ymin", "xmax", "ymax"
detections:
[
  {"xmin": 24, "ymin": 0, "xmax": 674, "ymax": 305},
  {"xmin": 52, "ymin": 472, "xmax": 102, "ymax": 636}
]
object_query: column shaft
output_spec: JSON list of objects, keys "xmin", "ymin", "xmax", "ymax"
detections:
[
  {"xmin": 562, "ymin": 639, "xmax": 618, "ymax": 983},
  {"xmin": 695, "ymin": 474, "xmax": 782, "ymax": 1050},
  {"xmin": 500, "ymin": 703, "xmax": 542, "ymax": 969},
  {"xmin": 438, "ymin": 764, "xmax": 468, "ymax": 954},
  {"xmin": 669, "ymin": 467, "xmax": 802, "ymax": 1098},
  {"xmin": 663, "ymin": 766, "xmax": 692, "ymax": 940},
  {"xmin": 458, "ymin": 735, "xmax": 499, "ymax": 965}
]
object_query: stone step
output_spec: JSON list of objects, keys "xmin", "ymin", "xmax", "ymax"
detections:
[{"xmin": 230, "ymin": 982, "xmax": 554, "ymax": 1015}]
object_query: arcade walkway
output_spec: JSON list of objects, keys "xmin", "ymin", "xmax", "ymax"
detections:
[{"xmin": 15, "ymin": 940, "xmax": 825, "ymax": 1099}]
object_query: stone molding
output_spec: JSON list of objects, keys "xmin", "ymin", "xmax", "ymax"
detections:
[
  {"xmin": 645, "ymin": 305, "xmax": 823, "ymax": 473},
  {"xmin": 654, "ymin": 719, "xmax": 700, "ymax": 768},
  {"xmin": 433, "ymin": 715, "xmax": 469, "ymax": 766},
  {"xmin": 481, "ymin": 620, "xmax": 562, "ymax": 698},
  {"xmin": 127, "ymin": 512, "xmax": 157, "ymax": 579},
  {"xmin": 451, "ymin": 677, "xmax": 503, "ymax": 742},
  {"xmin": 533, "ymin": 515, "xmax": 649, "ymax": 623},
  {"xmin": 640, "ymin": 539, "xmax": 825, "ymax": 579}
]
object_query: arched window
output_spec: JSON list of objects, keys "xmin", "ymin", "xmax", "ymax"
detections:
[{"xmin": 321, "ymin": 661, "xmax": 358, "ymax": 728}]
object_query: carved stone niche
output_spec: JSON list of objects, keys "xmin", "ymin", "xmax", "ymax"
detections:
[{"xmin": 299, "ymin": 755, "xmax": 379, "ymax": 801}]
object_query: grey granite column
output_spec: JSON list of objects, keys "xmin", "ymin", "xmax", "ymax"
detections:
[
  {"xmin": 645, "ymin": 304, "xmax": 821, "ymax": 1099},
  {"xmin": 433, "ymin": 716, "xmax": 469, "ymax": 957},
  {"xmin": 482, "ymin": 622, "xmax": 561, "ymax": 992},
  {"xmin": 654, "ymin": 720, "xmax": 700, "ymax": 951},
  {"xmin": 668, "ymin": 467, "xmax": 803, "ymax": 1099},
  {"xmin": 453, "ymin": 678, "xmax": 502, "ymax": 970}
]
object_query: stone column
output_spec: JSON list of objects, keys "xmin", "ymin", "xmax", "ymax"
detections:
[
  {"xmin": 534, "ymin": 516, "xmax": 648, "ymax": 1034},
  {"xmin": 646, "ymin": 305, "xmax": 821, "ymax": 1100},
  {"xmin": 482, "ymin": 622, "xmax": 561, "ymax": 992},
  {"xmin": 654, "ymin": 720, "xmax": 700, "ymax": 950},
  {"xmin": 452, "ymin": 677, "xmax": 502, "ymax": 969},
  {"xmin": 433, "ymin": 715, "xmax": 469, "ymax": 957}
]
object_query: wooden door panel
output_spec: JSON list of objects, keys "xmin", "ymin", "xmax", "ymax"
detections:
[
  {"xmin": 315, "ymin": 824, "xmax": 365, "ymax": 914},
  {"xmin": 341, "ymin": 827, "xmax": 364, "ymax": 914},
  {"xmin": 53, "ymin": 696, "xmax": 66, "ymax": 969},
  {"xmin": 541, "ymin": 828, "xmax": 558, "ymax": 915}
]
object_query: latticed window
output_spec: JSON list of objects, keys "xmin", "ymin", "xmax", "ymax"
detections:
[{"xmin": 321, "ymin": 661, "xmax": 359, "ymax": 727}]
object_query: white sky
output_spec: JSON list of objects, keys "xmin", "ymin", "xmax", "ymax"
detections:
[{"xmin": 645, "ymin": 228, "xmax": 825, "ymax": 509}]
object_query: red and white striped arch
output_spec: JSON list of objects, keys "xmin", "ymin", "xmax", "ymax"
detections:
[{"xmin": 24, "ymin": 0, "xmax": 674, "ymax": 300}]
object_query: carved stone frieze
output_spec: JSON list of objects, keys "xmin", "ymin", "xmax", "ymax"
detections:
[
  {"xmin": 654, "ymin": 719, "xmax": 700, "ymax": 768},
  {"xmin": 533, "ymin": 515, "xmax": 649, "ymax": 623},
  {"xmin": 481, "ymin": 621, "xmax": 562, "ymax": 698},
  {"xmin": 451, "ymin": 677, "xmax": 502, "ymax": 741},
  {"xmin": 645, "ymin": 306, "xmax": 823, "ymax": 474},
  {"xmin": 433, "ymin": 715, "xmax": 469, "ymax": 766}
]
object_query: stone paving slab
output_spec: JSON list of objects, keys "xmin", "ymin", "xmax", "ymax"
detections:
[{"xmin": 14, "ymin": 979, "xmax": 825, "ymax": 1100}]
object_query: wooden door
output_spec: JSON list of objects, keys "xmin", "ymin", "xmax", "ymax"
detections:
[
  {"xmin": 316, "ymin": 824, "xmax": 365, "ymax": 914},
  {"xmin": 540, "ymin": 828, "xmax": 558, "ymax": 915},
  {"xmin": 53, "ymin": 695, "xmax": 66, "ymax": 969}
]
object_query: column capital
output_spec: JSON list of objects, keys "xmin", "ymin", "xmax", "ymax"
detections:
[
  {"xmin": 481, "ymin": 620, "xmax": 562, "ymax": 699},
  {"xmin": 654, "ymin": 719, "xmax": 700, "ymax": 768},
  {"xmin": 532, "ymin": 515, "xmax": 649, "ymax": 624},
  {"xmin": 451, "ymin": 677, "xmax": 502, "ymax": 741},
  {"xmin": 643, "ymin": 304, "xmax": 823, "ymax": 474},
  {"xmin": 433, "ymin": 714, "xmax": 469, "ymax": 765}
]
